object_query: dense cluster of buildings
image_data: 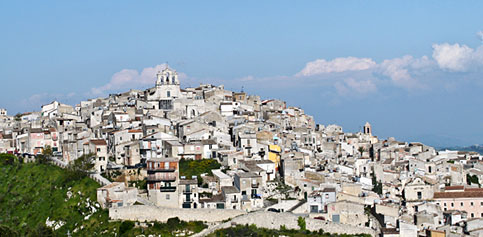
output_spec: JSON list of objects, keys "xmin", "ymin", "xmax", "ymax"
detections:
[{"xmin": 1, "ymin": 66, "xmax": 482, "ymax": 236}]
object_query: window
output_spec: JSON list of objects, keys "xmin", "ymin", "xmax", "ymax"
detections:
[
  {"xmin": 471, "ymin": 213, "xmax": 474, "ymax": 218},
  {"xmin": 461, "ymin": 202, "xmax": 464, "ymax": 207},
  {"xmin": 97, "ymin": 148, "xmax": 101, "ymax": 152},
  {"xmin": 167, "ymin": 91, "xmax": 171, "ymax": 97},
  {"xmin": 471, "ymin": 202, "xmax": 474, "ymax": 206},
  {"xmin": 417, "ymin": 192, "xmax": 422, "ymax": 199},
  {"xmin": 451, "ymin": 202, "xmax": 454, "ymax": 207},
  {"xmin": 444, "ymin": 203, "xmax": 447, "ymax": 207},
  {"xmin": 166, "ymin": 194, "xmax": 170, "ymax": 200}
]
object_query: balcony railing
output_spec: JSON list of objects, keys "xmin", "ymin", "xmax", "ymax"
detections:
[
  {"xmin": 147, "ymin": 168, "xmax": 176, "ymax": 173},
  {"xmin": 147, "ymin": 176, "xmax": 176, "ymax": 182}
]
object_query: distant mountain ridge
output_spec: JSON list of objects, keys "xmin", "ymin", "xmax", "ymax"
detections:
[{"xmin": 436, "ymin": 144, "xmax": 483, "ymax": 154}]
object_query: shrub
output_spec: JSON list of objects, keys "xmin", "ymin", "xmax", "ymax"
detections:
[
  {"xmin": 119, "ymin": 221, "xmax": 135, "ymax": 236},
  {"xmin": 167, "ymin": 217, "xmax": 181, "ymax": 228},
  {"xmin": 297, "ymin": 216, "xmax": 306, "ymax": 231},
  {"xmin": 0, "ymin": 153, "xmax": 17, "ymax": 165}
]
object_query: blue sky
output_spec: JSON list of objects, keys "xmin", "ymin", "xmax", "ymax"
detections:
[{"xmin": 1, "ymin": 1, "xmax": 482, "ymax": 147}]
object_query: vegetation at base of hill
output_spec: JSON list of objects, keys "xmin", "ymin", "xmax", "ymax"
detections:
[
  {"xmin": 209, "ymin": 224, "xmax": 372, "ymax": 237},
  {"xmin": 121, "ymin": 217, "xmax": 206, "ymax": 236},
  {"xmin": 0, "ymin": 154, "xmax": 206, "ymax": 236},
  {"xmin": 179, "ymin": 158, "xmax": 221, "ymax": 184},
  {"xmin": 0, "ymin": 154, "xmax": 114, "ymax": 236}
]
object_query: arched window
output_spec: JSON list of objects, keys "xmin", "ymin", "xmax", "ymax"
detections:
[
  {"xmin": 165, "ymin": 72, "xmax": 170, "ymax": 84},
  {"xmin": 172, "ymin": 76, "xmax": 176, "ymax": 84}
]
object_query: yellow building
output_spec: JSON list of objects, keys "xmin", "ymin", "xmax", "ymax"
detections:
[{"xmin": 268, "ymin": 144, "xmax": 281, "ymax": 170}]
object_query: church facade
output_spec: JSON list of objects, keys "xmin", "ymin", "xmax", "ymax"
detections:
[{"xmin": 145, "ymin": 67, "xmax": 181, "ymax": 110}]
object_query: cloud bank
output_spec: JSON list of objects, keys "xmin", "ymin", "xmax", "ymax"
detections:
[
  {"xmin": 286, "ymin": 33, "xmax": 483, "ymax": 95},
  {"xmin": 91, "ymin": 64, "xmax": 173, "ymax": 95}
]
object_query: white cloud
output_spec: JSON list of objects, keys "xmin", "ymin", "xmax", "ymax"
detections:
[
  {"xmin": 478, "ymin": 31, "xmax": 483, "ymax": 42},
  {"xmin": 91, "ymin": 64, "xmax": 171, "ymax": 95},
  {"xmin": 297, "ymin": 57, "xmax": 376, "ymax": 76},
  {"xmin": 432, "ymin": 43, "xmax": 475, "ymax": 72},
  {"xmin": 379, "ymin": 55, "xmax": 433, "ymax": 89},
  {"xmin": 335, "ymin": 78, "xmax": 377, "ymax": 95}
]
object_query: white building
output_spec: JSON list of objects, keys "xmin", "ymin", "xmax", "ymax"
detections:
[{"xmin": 145, "ymin": 66, "xmax": 182, "ymax": 110}]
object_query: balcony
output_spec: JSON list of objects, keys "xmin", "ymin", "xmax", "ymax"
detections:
[
  {"xmin": 251, "ymin": 183, "xmax": 259, "ymax": 188},
  {"xmin": 148, "ymin": 168, "xmax": 176, "ymax": 173},
  {"xmin": 147, "ymin": 176, "xmax": 176, "ymax": 182},
  {"xmin": 159, "ymin": 186, "xmax": 177, "ymax": 192}
]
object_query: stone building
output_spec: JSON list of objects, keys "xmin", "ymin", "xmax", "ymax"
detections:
[
  {"xmin": 97, "ymin": 182, "xmax": 138, "ymax": 208},
  {"xmin": 147, "ymin": 158, "xmax": 179, "ymax": 208}
]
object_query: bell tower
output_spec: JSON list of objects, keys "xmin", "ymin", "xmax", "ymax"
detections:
[
  {"xmin": 363, "ymin": 122, "xmax": 372, "ymax": 135},
  {"xmin": 156, "ymin": 66, "xmax": 179, "ymax": 87}
]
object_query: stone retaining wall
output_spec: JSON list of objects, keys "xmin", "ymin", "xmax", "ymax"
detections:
[
  {"xmin": 109, "ymin": 206, "xmax": 246, "ymax": 223},
  {"xmin": 229, "ymin": 211, "xmax": 376, "ymax": 236}
]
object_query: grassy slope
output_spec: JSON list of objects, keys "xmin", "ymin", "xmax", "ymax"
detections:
[
  {"xmin": 0, "ymin": 160, "xmax": 206, "ymax": 236},
  {"xmin": 0, "ymin": 161, "xmax": 117, "ymax": 236}
]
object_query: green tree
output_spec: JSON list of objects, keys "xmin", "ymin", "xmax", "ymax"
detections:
[
  {"xmin": 42, "ymin": 145, "xmax": 53, "ymax": 157},
  {"xmin": 37, "ymin": 145, "xmax": 53, "ymax": 164},
  {"xmin": 0, "ymin": 153, "xmax": 17, "ymax": 166},
  {"xmin": 14, "ymin": 113, "xmax": 21, "ymax": 122},
  {"xmin": 66, "ymin": 153, "xmax": 95, "ymax": 180},
  {"xmin": 119, "ymin": 221, "xmax": 135, "ymax": 236},
  {"xmin": 372, "ymin": 173, "xmax": 382, "ymax": 195},
  {"xmin": 467, "ymin": 174, "xmax": 480, "ymax": 186},
  {"xmin": 358, "ymin": 147, "xmax": 365, "ymax": 156},
  {"xmin": 297, "ymin": 217, "xmax": 306, "ymax": 231}
]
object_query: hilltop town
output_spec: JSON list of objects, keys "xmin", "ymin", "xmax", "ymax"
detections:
[{"xmin": 1, "ymin": 66, "xmax": 482, "ymax": 236}]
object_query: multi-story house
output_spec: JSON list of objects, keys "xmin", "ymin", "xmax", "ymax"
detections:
[
  {"xmin": 308, "ymin": 187, "xmax": 337, "ymax": 213},
  {"xmin": 222, "ymin": 186, "xmax": 241, "ymax": 210},
  {"xmin": 234, "ymin": 172, "xmax": 263, "ymax": 211},
  {"xmin": 179, "ymin": 177, "xmax": 199, "ymax": 209},
  {"xmin": 147, "ymin": 158, "xmax": 179, "ymax": 208},
  {"xmin": 83, "ymin": 139, "xmax": 108, "ymax": 172}
]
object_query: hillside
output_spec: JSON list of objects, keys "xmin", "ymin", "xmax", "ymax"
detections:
[{"xmin": 0, "ymin": 154, "xmax": 206, "ymax": 236}]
